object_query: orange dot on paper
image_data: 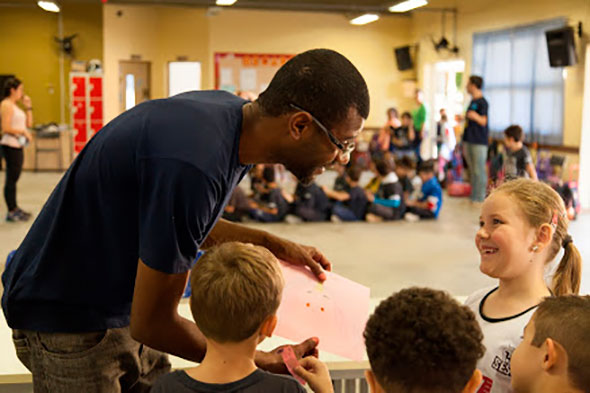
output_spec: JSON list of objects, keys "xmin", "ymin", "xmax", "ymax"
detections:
[
  {"xmin": 306, "ymin": 303, "xmax": 310, "ymax": 307},
  {"xmin": 321, "ymin": 307, "xmax": 325, "ymax": 312}
]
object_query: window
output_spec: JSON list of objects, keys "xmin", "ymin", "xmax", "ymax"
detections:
[{"xmin": 472, "ymin": 19, "xmax": 565, "ymax": 145}]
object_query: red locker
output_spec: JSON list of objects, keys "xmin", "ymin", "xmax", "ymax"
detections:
[
  {"xmin": 89, "ymin": 100, "xmax": 103, "ymax": 120},
  {"xmin": 70, "ymin": 73, "xmax": 103, "ymax": 154},
  {"xmin": 89, "ymin": 77, "xmax": 102, "ymax": 97}
]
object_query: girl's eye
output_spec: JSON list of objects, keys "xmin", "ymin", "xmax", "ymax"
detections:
[
  {"xmin": 479, "ymin": 221, "xmax": 485, "ymax": 227},
  {"xmin": 493, "ymin": 219, "xmax": 503, "ymax": 225}
]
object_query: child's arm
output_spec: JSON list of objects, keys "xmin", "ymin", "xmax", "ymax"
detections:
[
  {"xmin": 322, "ymin": 186, "xmax": 350, "ymax": 202},
  {"xmin": 526, "ymin": 162, "xmax": 538, "ymax": 180},
  {"xmin": 294, "ymin": 357, "xmax": 334, "ymax": 393}
]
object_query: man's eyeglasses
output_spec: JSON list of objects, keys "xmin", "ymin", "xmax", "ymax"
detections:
[{"xmin": 289, "ymin": 104, "xmax": 355, "ymax": 155}]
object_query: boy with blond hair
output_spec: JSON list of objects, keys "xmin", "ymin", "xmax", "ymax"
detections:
[
  {"xmin": 151, "ymin": 242, "xmax": 307, "ymax": 392},
  {"xmin": 511, "ymin": 295, "xmax": 590, "ymax": 393}
]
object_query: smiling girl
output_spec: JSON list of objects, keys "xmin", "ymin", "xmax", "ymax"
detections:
[{"xmin": 464, "ymin": 178, "xmax": 582, "ymax": 393}]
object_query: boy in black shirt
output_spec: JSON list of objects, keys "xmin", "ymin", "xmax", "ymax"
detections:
[
  {"xmin": 151, "ymin": 242, "xmax": 306, "ymax": 393},
  {"xmin": 329, "ymin": 165, "xmax": 368, "ymax": 221},
  {"xmin": 365, "ymin": 160, "xmax": 404, "ymax": 222},
  {"xmin": 250, "ymin": 166, "xmax": 291, "ymax": 222},
  {"xmin": 293, "ymin": 181, "xmax": 331, "ymax": 222},
  {"xmin": 503, "ymin": 125, "xmax": 537, "ymax": 180}
]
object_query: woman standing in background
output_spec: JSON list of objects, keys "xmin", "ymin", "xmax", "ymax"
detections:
[{"xmin": 1, "ymin": 77, "xmax": 33, "ymax": 222}]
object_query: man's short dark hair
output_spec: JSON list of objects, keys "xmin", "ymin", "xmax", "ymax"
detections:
[
  {"xmin": 375, "ymin": 159, "xmax": 391, "ymax": 177},
  {"xmin": 262, "ymin": 166, "xmax": 275, "ymax": 183},
  {"xmin": 364, "ymin": 288, "xmax": 485, "ymax": 393},
  {"xmin": 346, "ymin": 165, "xmax": 362, "ymax": 182},
  {"xmin": 504, "ymin": 125, "xmax": 523, "ymax": 142},
  {"xmin": 417, "ymin": 159, "xmax": 435, "ymax": 174},
  {"xmin": 257, "ymin": 49, "xmax": 370, "ymax": 129},
  {"xmin": 532, "ymin": 296, "xmax": 590, "ymax": 392},
  {"xmin": 469, "ymin": 75, "xmax": 484, "ymax": 90}
]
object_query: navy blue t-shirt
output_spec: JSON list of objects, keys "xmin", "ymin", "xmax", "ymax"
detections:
[
  {"xmin": 2, "ymin": 91, "xmax": 251, "ymax": 332},
  {"xmin": 462, "ymin": 97, "xmax": 489, "ymax": 145}
]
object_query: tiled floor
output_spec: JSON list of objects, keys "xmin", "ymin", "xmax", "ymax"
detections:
[{"xmin": 0, "ymin": 170, "xmax": 588, "ymax": 298}]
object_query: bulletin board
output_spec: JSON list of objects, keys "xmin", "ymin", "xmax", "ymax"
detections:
[{"xmin": 214, "ymin": 52, "xmax": 294, "ymax": 95}]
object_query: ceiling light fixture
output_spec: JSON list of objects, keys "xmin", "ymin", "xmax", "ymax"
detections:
[
  {"xmin": 350, "ymin": 14, "xmax": 380, "ymax": 25},
  {"xmin": 216, "ymin": 0, "xmax": 237, "ymax": 5},
  {"xmin": 389, "ymin": 0, "xmax": 428, "ymax": 13},
  {"xmin": 37, "ymin": 1, "xmax": 60, "ymax": 12}
]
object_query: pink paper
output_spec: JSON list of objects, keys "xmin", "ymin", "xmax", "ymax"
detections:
[{"xmin": 275, "ymin": 261, "xmax": 370, "ymax": 361}]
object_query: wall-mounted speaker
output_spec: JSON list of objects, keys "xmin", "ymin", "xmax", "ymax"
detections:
[{"xmin": 546, "ymin": 26, "xmax": 577, "ymax": 67}]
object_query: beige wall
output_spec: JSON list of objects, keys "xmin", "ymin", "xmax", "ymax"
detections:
[
  {"xmin": 103, "ymin": 4, "xmax": 415, "ymax": 126},
  {"xmin": 0, "ymin": 1, "xmax": 102, "ymax": 124},
  {"xmin": 208, "ymin": 9, "xmax": 415, "ymax": 127},
  {"xmin": 412, "ymin": 0, "xmax": 590, "ymax": 148},
  {"xmin": 103, "ymin": 4, "xmax": 210, "ymax": 122}
]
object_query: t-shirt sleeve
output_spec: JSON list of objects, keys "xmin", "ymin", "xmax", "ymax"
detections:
[
  {"xmin": 479, "ymin": 99, "xmax": 488, "ymax": 117},
  {"xmin": 525, "ymin": 148, "xmax": 533, "ymax": 165},
  {"xmin": 138, "ymin": 158, "xmax": 220, "ymax": 274}
]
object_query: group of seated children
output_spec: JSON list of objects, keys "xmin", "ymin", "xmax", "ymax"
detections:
[
  {"xmin": 152, "ymin": 178, "xmax": 587, "ymax": 393},
  {"xmin": 224, "ymin": 155, "xmax": 443, "ymax": 224},
  {"xmin": 371, "ymin": 108, "xmax": 418, "ymax": 161}
]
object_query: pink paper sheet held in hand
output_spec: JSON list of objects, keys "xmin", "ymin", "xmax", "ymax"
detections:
[{"xmin": 274, "ymin": 261, "xmax": 370, "ymax": 361}]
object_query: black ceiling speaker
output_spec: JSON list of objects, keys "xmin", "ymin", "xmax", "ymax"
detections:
[
  {"xmin": 546, "ymin": 26, "xmax": 577, "ymax": 67},
  {"xmin": 394, "ymin": 46, "xmax": 413, "ymax": 71}
]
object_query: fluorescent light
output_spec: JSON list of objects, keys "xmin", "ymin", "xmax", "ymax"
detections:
[
  {"xmin": 37, "ymin": 1, "xmax": 60, "ymax": 12},
  {"xmin": 389, "ymin": 0, "xmax": 428, "ymax": 13},
  {"xmin": 350, "ymin": 14, "xmax": 380, "ymax": 25},
  {"xmin": 216, "ymin": 0, "xmax": 237, "ymax": 5}
]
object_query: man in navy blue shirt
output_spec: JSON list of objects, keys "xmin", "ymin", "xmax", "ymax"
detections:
[
  {"xmin": 461, "ymin": 75, "xmax": 489, "ymax": 203},
  {"xmin": 2, "ymin": 49, "xmax": 369, "ymax": 392}
]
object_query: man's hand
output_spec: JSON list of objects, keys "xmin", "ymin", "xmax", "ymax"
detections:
[
  {"xmin": 294, "ymin": 357, "xmax": 334, "ymax": 393},
  {"xmin": 265, "ymin": 237, "xmax": 332, "ymax": 281},
  {"xmin": 255, "ymin": 337, "xmax": 319, "ymax": 374}
]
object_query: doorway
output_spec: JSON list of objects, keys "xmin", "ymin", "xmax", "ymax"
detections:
[{"xmin": 119, "ymin": 61, "xmax": 151, "ymax": 113}]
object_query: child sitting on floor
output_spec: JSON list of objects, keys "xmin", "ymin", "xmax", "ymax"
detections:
[
  {"xmin": 405, "ymin": 159, "xmax": 442, "ymax": 221},
  {"xmin": 250, "ymin": 166, "xmax": 292, "ymax": 222},
  {"xmin": 293, "ymin": 180, "xmax": 331, "ymax": 222},
  {"xmin": 365, "ymin": 159, "xmax": 405, "ymax": 222},
  {"xmin": 329, "ymin": 166, "xmax": 369, "ymax": 222}
]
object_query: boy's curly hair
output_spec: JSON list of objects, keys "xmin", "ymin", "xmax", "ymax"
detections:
[{"xmin": 364, "ymin": 287, "xmax": 485, "ymax": 393}]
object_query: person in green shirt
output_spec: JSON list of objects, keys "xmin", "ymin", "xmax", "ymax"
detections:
[{"xmin": 412, "ymin": 89, "xmax": 427, "ymax": 162}]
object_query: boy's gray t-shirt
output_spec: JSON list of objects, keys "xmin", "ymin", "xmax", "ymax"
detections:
[
  {"xmin": 151, "ymin": 370, "xmax": 306, "ymax": 393},
  {"xmin": 504, "ymin": 146, "xmax": 532, "ymax": 179}
]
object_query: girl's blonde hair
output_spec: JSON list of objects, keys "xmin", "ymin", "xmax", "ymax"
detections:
[{"xmin": 492, "ymin": 179, "xmax": 581, "ymax": 295}]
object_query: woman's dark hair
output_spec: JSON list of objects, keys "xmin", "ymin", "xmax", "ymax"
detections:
[
  {"xmin": 3, "ymin": 77, "xmax": 22, "ymax": 99},
  {"xmin": 257, "ymin": 49, "xmax": 370, "ymax": 129}
]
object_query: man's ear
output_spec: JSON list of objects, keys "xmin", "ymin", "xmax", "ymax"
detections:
[
  {"xmin": 288, "ymin": 112, "xmax": 313, "ymax": 141},
  {"xmin": 462, "ymin": 369, "xmax": 483, "ymax": 393},
  {"xmin": 365, "ymin": 370, "xmax": 385, "ymax": 393}
]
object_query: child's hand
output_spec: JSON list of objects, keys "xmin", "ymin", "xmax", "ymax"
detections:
[{"xmin": 294, "ymin": 357, "xmax": 334, "ymax": 393}]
